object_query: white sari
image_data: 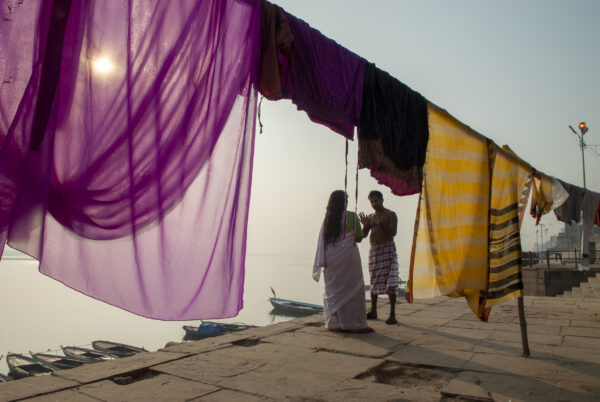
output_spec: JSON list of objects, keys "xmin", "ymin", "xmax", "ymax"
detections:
[{"xmin": 313, "ymin": 226, "xmax": 368, "ymax": 330}]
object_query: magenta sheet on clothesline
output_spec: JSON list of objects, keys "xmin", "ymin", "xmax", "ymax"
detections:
[{"xmin": 0, "ymin": 0, "xmax": 259, "ymax": 319}]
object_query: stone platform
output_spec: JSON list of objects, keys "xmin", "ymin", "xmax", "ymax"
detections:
[{"xmin": 1, "ymin": 295, "xmax": 599, "ymax": 401}]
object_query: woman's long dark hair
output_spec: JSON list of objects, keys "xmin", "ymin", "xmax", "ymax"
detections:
[{"xmin": 324, "ymin": 190, "xmax": 346, "ymax": 244}]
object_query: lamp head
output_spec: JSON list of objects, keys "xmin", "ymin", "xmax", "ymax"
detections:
[{"xmin": 579, "ymin": 122, "xmax": 588, "ymax": 135}]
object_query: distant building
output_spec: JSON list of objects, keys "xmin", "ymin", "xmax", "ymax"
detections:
[{"xmin": 550, "ymin": 222, "xmax": 600, "ymax": 251}]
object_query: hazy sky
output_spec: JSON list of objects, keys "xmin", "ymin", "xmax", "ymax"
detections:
[{"xmin": 246, "ymin": 0, "xmax": 600, "ymax": 263}]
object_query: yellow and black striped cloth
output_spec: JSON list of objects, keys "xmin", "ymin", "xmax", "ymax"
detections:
[
  {"xmin": 408, "ymin": 104, "xmax": 532, "ymax": 320},
  {"xmin": 486, "ymin": 145, "xmax": 532, "ymax": 315}
]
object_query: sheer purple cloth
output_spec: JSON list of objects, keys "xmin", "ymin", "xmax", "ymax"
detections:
[{"xmin": 0, "ymin": 0, "xmax": 259, "ymax": 319}]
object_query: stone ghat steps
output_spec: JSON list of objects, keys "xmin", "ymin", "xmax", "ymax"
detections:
[{"xmin": 559, "ymin": 273, "xmax": 600, "ymax": 299}]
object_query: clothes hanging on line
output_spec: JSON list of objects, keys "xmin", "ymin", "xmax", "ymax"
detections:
[
  {"xmin": 258, "ymin": 0, "xmax": 294, "ymax": 100},
  {"xmin": 486, "ymin": 145, "xmax": 533, "ymax": 314},
  {"xmin": 554, "ymin": 179, "xmax": 584, "ymax": 224},
  {"xmin": 530, "ymin": 174, "xmax": 552, "ymax": 224},
  {"xmin": 258, "ymin": 6, "xmax": 365, "ymax": 139},
  {"xmin": 358, "ymin": 63, "xmax": 429, "ymax": 196},
  {"xmin": 581, "ymin": 190, "xmax": 600, "ymax": 270},
  {"xmin": 0, "ymin": 0, "xmax": 260, "ymax": 320},
  {"xmin": 409, "ymin": 103, "xmax": 491, "ymax": 318},
  {"xmin": 529, "ymin": 173, "xmax": 568, "ymax": 225},
  {"xmin": 408, "ymin": 104, "xmax": 532, "ymax": 320},
  {"xmin": 552, "ymin": 178, "xmax": 570, "ymax": 212},
  {"xmin": 552, "ymin": 179, "xmax": 600, "ymax": 271}
]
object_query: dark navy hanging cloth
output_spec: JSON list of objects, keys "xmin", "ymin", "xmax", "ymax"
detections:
[{"xmin": 358, "ymin": 63, "xmax": 429, "ymax": 196}]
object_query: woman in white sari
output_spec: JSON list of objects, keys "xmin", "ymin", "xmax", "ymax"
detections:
[{"xmin": 313, "ymin": 191, "xmax": 372, "ymax": 333}]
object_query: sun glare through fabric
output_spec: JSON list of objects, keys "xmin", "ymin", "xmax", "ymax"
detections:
[{"xmin": 92, "ymin": 57, "xmax": 114, "ymax": 74}]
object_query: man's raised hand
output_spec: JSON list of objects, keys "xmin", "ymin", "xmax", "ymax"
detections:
[{"xmin": 358, "ymin": 212, "xmax": 370, "ymax": 227}]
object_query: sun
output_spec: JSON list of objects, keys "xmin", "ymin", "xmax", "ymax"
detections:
[{"xmin": 92, "ymin": 57, "xmax": 114, "ymax": 74}]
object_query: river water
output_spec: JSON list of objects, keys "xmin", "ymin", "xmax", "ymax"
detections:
[{"xmin": 0, "ymin": 247, "xmax": 409, "ymax": 376}]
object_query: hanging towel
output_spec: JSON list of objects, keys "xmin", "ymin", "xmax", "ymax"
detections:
[{"xmin": 358, "ymin": 63, "xmax": 429, "ymax": 196}]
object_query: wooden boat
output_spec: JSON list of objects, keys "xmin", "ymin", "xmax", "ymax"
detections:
[
  {"xmin": 269, "ymin": 297, "xmax": 324, "ymax": 316},
  {"xmin": 6, "ymin": 353, "xmax": 58, "ymax": 379},
  {"xmin": 31, "ymin": 352, "xmax": 93, "ymax": 370},
  {"xmin": 91, "ymin": 341, "xmax": 147, "ymax": 358},
  {"xmin": 62, "ymin": 345, "xmax": 118, "ymax": 362},
  {"xmin": 182, "ymin": 321, "xmax": 255, "ymax": 341}
]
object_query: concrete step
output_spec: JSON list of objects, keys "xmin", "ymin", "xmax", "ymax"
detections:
[
  {"xmin": 581, "ymin": 282, "xmax": 592, "ymax": 294},
  {"xmin": 581, "ymin": 285, "xmax": 595, "ymax": 298},
  {"xmin": 563, "ymin": 290, "xmax": 572, "ymax": 298},
  {"xmin": 572, "ymin": 287, "xmax": 583, "ymax": 298},
  {"xmin": 589, "ymin": 277, "xmax": 600, "ymax": 296}
]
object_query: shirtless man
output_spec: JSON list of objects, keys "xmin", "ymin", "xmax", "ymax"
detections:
[{"xmin": 359, "ymin": 191, "xmax": 399, "ymax": 325}]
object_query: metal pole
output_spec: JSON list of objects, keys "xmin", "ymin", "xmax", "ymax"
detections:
[
  {"xmin": 581, "ymin": 135, "xmax": 587, "ymax": 190},
  {"xmin": 570, "ymin": 123, "xmax": 588, "ymax": 190}
]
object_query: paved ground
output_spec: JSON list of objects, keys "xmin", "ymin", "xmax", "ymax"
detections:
[{"xmin": 1, "ymin": 295, "xmax": 600, "ymax": 401}]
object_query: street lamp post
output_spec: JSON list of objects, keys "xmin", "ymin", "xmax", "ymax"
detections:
[
  {"xmin": 569, "ymin": 122, "xmax": 589, "ymax": 189},
  {"xmin": 569, "ymin": 122, "xmax": 589, "ymax": 269}
]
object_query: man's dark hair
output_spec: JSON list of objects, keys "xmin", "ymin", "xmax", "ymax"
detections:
[{"xmin": 368, "ymin": 190, "xmax": 383, "ymax": 200}]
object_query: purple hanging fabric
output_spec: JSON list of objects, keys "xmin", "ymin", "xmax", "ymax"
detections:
[
  {"xmin": 0, "ymin": 0, "xmax": 260, "ymax": 320},
  {"xmin": 278, "ymin": 11, "xmax": 365, "ymax": 140}
]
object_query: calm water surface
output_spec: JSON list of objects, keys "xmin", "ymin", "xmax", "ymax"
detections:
[{"xmin": 0, "ymin": 248, "xmax": 408, "ymax": 375}]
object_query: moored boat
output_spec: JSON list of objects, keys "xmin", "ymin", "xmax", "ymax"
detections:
[
  {"xmin": 62, "ymin": 345, "xmax": 118, "ymax": 362},
  {"xmin": 182, "ymin": 321, "xmax": 255, "ymax": 341},
  {"xmin": 6, "ymin": 353, "xmax": 58, "ymax": 379},
  {"xmin": 91, "ymin": 341, "xmax": 147, "ymax": 358},
  {"xmin": 269, "ymin": 297, "xmax": 324, "ymax": 316},
  {"xmin": 31, "ymin": 352, "xmax": 93, "ymax": 370}
]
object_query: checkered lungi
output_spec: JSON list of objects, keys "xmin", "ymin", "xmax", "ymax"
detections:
[{"xmin": 368, "ymin": 241, "xmax": 399, "ymax": 295}]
